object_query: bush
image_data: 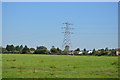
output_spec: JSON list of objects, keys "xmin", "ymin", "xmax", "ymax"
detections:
[{"xmin": 34, "ymin": 49, "xmax": 48, "ymax": 54}]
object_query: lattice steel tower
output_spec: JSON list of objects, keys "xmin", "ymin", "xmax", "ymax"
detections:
[{"xmin": 62, "ymin": 22, "xmax": 73, "ymax": 50}]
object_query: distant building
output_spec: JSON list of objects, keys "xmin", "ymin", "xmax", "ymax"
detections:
[
  {"xmin": 116, "ymin": 51, "xmax": 119, "ymax": 55},
  {"xmin": 30, "ymin": 51, "xmax": 34, "ymax": 54},
  {"xmin": 116, "ymin": 48, "xmax": 120, "ymax": 55},
  {"xmin": 78, "ymin": 51, "xmax": 83, "ymax": 54},
  {"xmin": 88, "ymin": 51, "xmax": 93, "ymax": 54}
]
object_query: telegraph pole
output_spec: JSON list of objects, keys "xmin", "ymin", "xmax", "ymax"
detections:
[{"xmin": 62, "ymin": 22, "xmax": 73, "ymax": 50}]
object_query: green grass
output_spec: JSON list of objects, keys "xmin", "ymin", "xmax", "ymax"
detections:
[{"xmin": 2, "ymin": 54, "xmax": 119, "ymax": 78}]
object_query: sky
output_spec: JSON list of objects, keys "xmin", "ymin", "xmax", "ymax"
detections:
[
  {"xmin": 2, "ymin": 2, "xmax": 118, "ymax": 50},
  {"xmin": 1, "ymin": 0, "xmax": 119, "ymax": 2}
]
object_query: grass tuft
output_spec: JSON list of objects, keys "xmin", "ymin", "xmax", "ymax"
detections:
[
  {"xmin": 111, "ymin": 61, "xmax": 118, "ymax": 65},
  {"xmin": 40, "ymin": 60, "xmax": 44, "ymax": 63},
  {"xmin": 50, "ymin": 65, "xmax": 56, "ymax": 68},
  {"xmin": 73, "ymin": 66, "xmax": 77, "ymax": 69},
  {"xmin": 10, "ymin": 66, "xmax": 16, "ymax": 68},
  {"xmin": 49, "ymin": 73, "xmax": 54, "ymax": 75}
]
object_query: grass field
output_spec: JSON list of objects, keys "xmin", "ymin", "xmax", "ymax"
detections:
[{"xmin": 2, "ymin": 54, "xmax": 119, "ymax": 78}]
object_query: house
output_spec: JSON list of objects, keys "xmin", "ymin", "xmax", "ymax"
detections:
[
  {"xmin": 78, "ymin": 51, "xmax": 83, "ymax": 54},
  {"xmin": 116, "ymin": 48, "xmax": 120, "ymax": 56},
  {"xmin": 88, "ymin": 51, "xmax": 93, "ymax": 54},
  {"xmin": 116, "ymin": 51, "xmax": 120, "ymax": 55}
]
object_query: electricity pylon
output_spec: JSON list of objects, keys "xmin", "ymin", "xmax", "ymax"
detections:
[{"xmin": 62, "ymin": 22, "xmax": 73, "ymax": 50}]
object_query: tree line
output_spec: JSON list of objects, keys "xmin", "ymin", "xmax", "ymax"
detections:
[{"xmin": 0, "ymin": 45, "xmax": 119, "ymax": 56}]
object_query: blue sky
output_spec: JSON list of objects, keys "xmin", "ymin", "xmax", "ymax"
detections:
[{"xmin": 2, "ymin": 2, "xmax": 118, "ymax": 50}]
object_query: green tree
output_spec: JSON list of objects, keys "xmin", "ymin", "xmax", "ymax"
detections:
[
  {"xmin": 19, "ymin": 45, "xmax": 23, "ymax": 53},
  {"xmin": 56, "ymin": 48, "xmax": 62, "ymax": 55},
  {"xmin": 93, "ymin": 48, "xmax": 96, "ymax": 51},
  {"xmin": 50, "ymin": 48, "xmax": 58, "ymax": 54},
  {"xmin": 21, "ymin": 45, "xmax": 30, "ymax": 54},
  {"xmin": 90, "ymin": 49, "xmax": 96, "ymax": 55},
  {"xmin": 0, "ymin": 46, "xmax": 2, "ymax": 53},
  {"xmin": 34, "ymin": 46, "xmax": 49, "ymax": 54},
  {"xmin": 6, "ymin": 45, "xmax": 15, "ymax": 52},
  {"xmin": 2, "ymin": 47, "xmax": 8, "ymax": 53},
  {"xmin": 15, "ymin": 46, "xmax": 20, "ymax": 51},
  {"xmin": 30, "ymin": 48, "xmax": 35, "ymax": 51},
  {"xmin": 34, "ymin": 49, "xmax": 48, "ymax": 54},
  {"xmin": 37, "ymin": 46, "xmax": 47, "ymax": 50},
  {"xmin": 109, "ymin": 49, "xmax": 116, "ymax": 56},
  {"xmin": 100, "ymin": 48, "xmax": 105, "ymax": 52},
  {"xmin": 105, "ymin": 47, "xmax": 109, "ymax": 51},
  {"xmin": 63, "ymin": 49, "xmax": 69, "ymax": 55},
  {"xmin": 83, "ymin": 48, "xmax": 86, "ymax": 52},
  {"xmin": 92, "ymin": 51, "xmax": 99, "ymax": 56},
  {"xmin": 83, "ymin": 48, "xmax": 87, "ymax": 55},
  {"xmin": 74, "ymin": 48, "xmax": 80, "ymax": 51}
]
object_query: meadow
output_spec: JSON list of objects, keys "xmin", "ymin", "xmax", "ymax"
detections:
[{"xmin": 2, "ymin": 54, "xmax": 119, "ymax": 78}]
